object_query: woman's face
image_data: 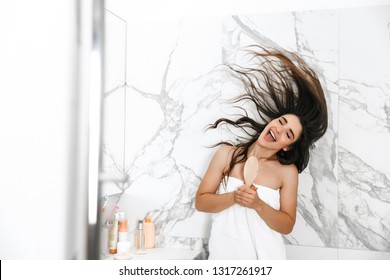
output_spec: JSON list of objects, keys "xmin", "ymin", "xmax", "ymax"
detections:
[{"xmin": 258, "ymin": 114, "xmax": 303, "ymax": 152}]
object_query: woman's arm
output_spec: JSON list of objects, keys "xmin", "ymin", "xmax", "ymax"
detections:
[
  {"xmin": 195, "ymin": 145, "xmax": 237, "ymax": 213},
  {"xmin": 235, "ymin": 164, "xmax": 298, "ymax": 234}
]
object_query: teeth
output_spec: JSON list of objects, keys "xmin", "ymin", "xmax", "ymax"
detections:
[{"xmin": 270, "ymin": 130, "xmax": 276, "ymax": 141}]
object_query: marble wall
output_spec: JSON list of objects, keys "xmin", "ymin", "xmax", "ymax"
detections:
[{"xmin": 102, "ymin": 6, "xmax": 390, "ymax": 258}]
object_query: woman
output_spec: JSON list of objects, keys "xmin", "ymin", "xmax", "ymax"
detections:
[{"xmin": 195, "ymin": 46, "xmax": 328, "ymax": 259}]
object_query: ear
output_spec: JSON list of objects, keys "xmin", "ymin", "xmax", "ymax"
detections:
[{"xmin": 283, "ymin": 146, "xmax": 290, "ymax": 152}]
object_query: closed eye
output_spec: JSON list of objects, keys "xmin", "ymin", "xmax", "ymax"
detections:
[
  {"xmin": 279, "ymin": 119, "xmax": 290, "ymax": 138},
  {"xmin": 281, "ymin": 116, "xmax": 295, "ymax": 139}
]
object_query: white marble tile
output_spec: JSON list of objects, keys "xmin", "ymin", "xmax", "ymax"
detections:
[
  {"xmin": 118, "ymin": 17, "xmax": 224, "ymax": 244},
  {"xmin": 124, "ymin": 87, "xmax": 164, "ymax": 173},
  {"xmin": 167, "ymin": 212, "xmax": 212, "ymax": 238},
  {"xmin": 285, "ymin": 172, "xmax": 338, "ymax": 247},
  {"xmin": 102, "ymin": 10, "xmax": 127, "ymax": 195},
  {"xmin": 102, "ymin": 87, "xmax": 125, "ymax": 173},
  {"xmin": 104, "ymin": 10, "xmax": 126, "ymax": 93},
  {"xmin": 117, "ymin": 174, "xmax": 182, "ymax": 231},
  {"xmin": 125, "ymin": 18, "xmax": 182, "ymax": 94},
  {"xmin": 338, "ymin": 81, "xmax": 390, "ymax": 175},
  {"xmin": 338, "ymin": 6, "xmax": 390, "ymax": 252},
  {"xmin": 338, "ymin": 147, "xmax": 390, "ymax": 251}
]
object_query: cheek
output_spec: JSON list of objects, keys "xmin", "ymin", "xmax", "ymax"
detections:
[
  {"xmin": 257, "ymin": 131, "xmax": 266, "ymax": 141},
  {"xmin": 279, "ymin": 134, "xmax": 288, "ymax": 141},
  {"xmin": 281, "ymin": 136, "xmax": 293, "ymax": 146}
]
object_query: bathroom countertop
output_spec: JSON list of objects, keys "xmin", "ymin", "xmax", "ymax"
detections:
[{"xmin": 103, "ymin": 248, "xmax": 203, "ymax": 260}]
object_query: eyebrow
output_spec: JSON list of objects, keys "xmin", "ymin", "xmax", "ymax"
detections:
[{"xmin": 281, "ymin": 116, "xmax": 295, "ymax": 139}]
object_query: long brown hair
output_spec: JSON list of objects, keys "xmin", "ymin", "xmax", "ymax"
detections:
[{"xmin": 209, "ymin": 45, "xmax": 328, "ymax": 178}]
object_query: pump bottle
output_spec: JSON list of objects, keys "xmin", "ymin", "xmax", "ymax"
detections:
[{"xmin": 143, "ymin": 216, "xmax": 156, "ymax": 249}]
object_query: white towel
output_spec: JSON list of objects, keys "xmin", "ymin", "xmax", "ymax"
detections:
[{"xmin": 208, "ymin": 177, "xmax": 286, "ymax": 259}]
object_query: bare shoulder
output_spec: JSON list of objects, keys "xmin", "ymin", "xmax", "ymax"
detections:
[
  {"xmin": 214, "ymin": 145, "xmax": 235, "ymax": 162},
  {"xmin": 281, "ymin": 163, "xmax": 298, "ymax": 176},
  {"xmin": 280, "ymin": 163, "xmax": 299, "ymax": 188},
  {"xmin": 211, "ymin": 145, "xmax": 235, "ymax": 171}
]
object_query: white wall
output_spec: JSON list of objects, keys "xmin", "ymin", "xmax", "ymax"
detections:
[{"xmin": 0, "ymin": 0, "xmax": 80, "ymax": 259}]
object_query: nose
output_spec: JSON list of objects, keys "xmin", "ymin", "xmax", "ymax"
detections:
[
  {"xmin": 276, "ymin": 124, "xmax": 288, "ymax": 137},
  {"xmin": 275, "ymin": 124, "xmax": 282, "ymax": 135}
]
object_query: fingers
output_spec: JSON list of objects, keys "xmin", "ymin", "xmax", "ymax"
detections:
[
  {"xmin": 235, "ymin": 185, "xmax": 259, "ymax": 208},
  {"xmin": 235, "ymin": 195, "xmax": 247, "ymax": 206},
  {"xmin": 237, "ymin": 186, "xmax": 257, "ymax": 195},
  {"xmin": 238, "ymin": 185, "xmax": 257, "ymax": 192},
  {"xmin": 235, "ymin": 190, "xmax": 255, "ymax": 204},
  {"xmin": 234, "ymin": 191, "xmax": 249, "ymax": 203},
  {"xmin": 236, "ymin": 190, "xmax": 251, "ymax": 201},
  {"xmin": 236, "ymin": 197, "xmax": 250, "ymax": 206}
]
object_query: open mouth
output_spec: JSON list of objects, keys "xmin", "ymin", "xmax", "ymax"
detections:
[{"xmin": 268, "ymin": 130, "xmax": 276, "ymax": 142}]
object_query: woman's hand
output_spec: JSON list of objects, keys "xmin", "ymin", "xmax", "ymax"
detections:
[{"xmin": 235, "ymin": 185, "xmax": 262, "ymax": 210}]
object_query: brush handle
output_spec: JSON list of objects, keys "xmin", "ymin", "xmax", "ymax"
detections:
[{"xmin": 243, "ymin": 156, "xmax": 259, "ymax": 188}]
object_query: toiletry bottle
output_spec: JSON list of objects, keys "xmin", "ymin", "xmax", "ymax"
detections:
[
  {"xmin": 117, "ymin": 212, "xmax": 130, "ymax": 254},
  {"xmin": 117, "ymin": 212, "xmax": 128, "ymax": 242},
  {"xmin": 108, "ymin": 213, "xmax": 119, "ymax": 254},
  {"xmin": 100, "ymin": 221, "xmax": 111, "ymax": 255},
  {"xmin": 135, "ymin": 220, "xmax": 145, "ymax": 254},
  {"xmin": 143, "ymin": 216, "xmax": 155, "ymax": 249}
]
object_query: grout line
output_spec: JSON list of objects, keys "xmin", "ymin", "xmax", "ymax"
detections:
[
  {"xmin": 123, "ymin": 19, "xmax": 128, "ymax": 189},
  {"xmin": 105, "ymin": 8, "xmax": 126, "ymax": 23},
  {"xmin": 336, "ymin": 9, "xmax": 341, "ymax": 261}
]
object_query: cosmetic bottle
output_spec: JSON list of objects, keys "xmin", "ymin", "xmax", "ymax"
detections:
[
  {"xmin": 117, "ymin": 212, "xmax": 128, "ymax": 242},
  {"xmin": 100, "ymin": 221, "xmax": 110, "ymax": 255},
  {"xmin": 135, "ymin": 220, "xmax": 146, "ymax": 254},
  {"xmin": 108, "ymin": 213, "xmax": 119, "ymax": 254},
  {"xmin": 143, "ymin": 216, "xmax": 156, "ymax": 249}
]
